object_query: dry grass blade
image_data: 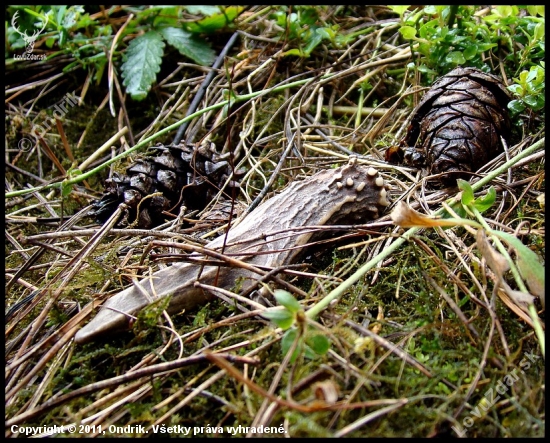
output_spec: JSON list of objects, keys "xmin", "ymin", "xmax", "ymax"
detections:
[{"xmin": 206, "ymin": 352, "xmax": 411, "ymax": 414}]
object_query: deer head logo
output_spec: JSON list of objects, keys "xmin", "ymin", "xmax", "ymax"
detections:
[{"xmin": 11, "ymin": 11, "xmax": 49, "ymax": 54}]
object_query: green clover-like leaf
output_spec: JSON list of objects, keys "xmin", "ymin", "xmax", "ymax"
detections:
[
  {"xmin": 262, "ymin": 307, "xmax": 295, "ymax": 330},
  {"xmin": 306, "ymin": 333, "xmax": 330, "ymax": 356},
  {"xmin": 473, "ymin": 187, "xmax": 496, "ymax": 213},
  {"xmin": 399, "ymin": 25, "xmax": 417, "ymax": 39},
  {"xmin": 281, "ymin": 328, "xmax": 301, "ymax": 363},
  {"xmin": 274, "ymin": 289, "xmax": 301, "ymax": 313},
  {"xmin": 457, "ymin": 179, "xmax": 475, "ymax": 205}
]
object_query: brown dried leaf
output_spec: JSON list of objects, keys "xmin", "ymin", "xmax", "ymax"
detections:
[
  {"xmin": 502, "ymin": 283, "xmax": 535, "ymax": 307},
  {"xmin": 390, "ymin": 201, "xmax": 458, "ymax": 228},
  {"xmin": 475, "ymin": 229, "xmax": 510, "ymax": 281}
]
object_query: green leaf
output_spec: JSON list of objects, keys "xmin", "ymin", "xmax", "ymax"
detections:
[
  {"xmin": 507, "ymin": 84, "xmax": 524, "ymax": 96},
  {"xmin": 61, "ymin": 180, "xmax": 72, "ymax": 197},
  {"xmin": 274, "ymin": 289, "xmax": 301, "ymax": 313},
  {"xmin": 304, "ymin": 346, "xmax": 318, "ymax": 360},
  {"xmin": 457, "ymin": 179, "xmax": 475, "ymax": 206},
  {"xmin": 159, "ymin": 27, "xmax": 216, "ymax": 66},
  {"xmin": 262, "ymin": 308, "xmax": 295, "ymax": 330},
  {"xmin": 306, "ymin": 333, "xmax": 330, "ymax": 355},
  {"xmin": 533, "ymin": 22, "xmax": 545, "ymax": 41},
  {"xmin": 122, "ymin": 30, "xmax": 165, "ymax": 101},
  {"xmin": 417, "ymin": 64, "xmax": 438, "ymax": 75},
  {"xmin": 152, "ymin": 7, "xmax": 180, "ymax": 27},
  {"xmin": 60, "ymin": 167, "xmax": 82, "ymax": 197},
  {"xmin": 283, "ymin": 48, "xmax": 305, "ymax": 57},
  {"xmin": 423, "ymin": 5, "xmax": 439, "ymax": 15},
  {"xmin": 492, "ymin": 231, "xmax": 545, "ymax": 300},
  {"xmin": 184, "ymin": 6, "xmax": 242, "ymax": 34},
  {"xmin": 302, "ymin": 29, "xmax": 324, "ymax": 56},
  {"xmin": 476, "ymin": 43, "xmax": 497, "ymax": 51},
  {"xmin": 184, "ymin": 6, "xmax": 220, "ymax": 16},
  {"xmin": 281, "ymin": 328, "xmax": 301, "ymax": 363},
  {"xmin": 524, "ymin": 95, "xmax": 545, "ymax": 111},
  {"xmin": 399, "ymin": 25, "xmax": 417, "ymax": 39},
  {"xmin": 136, "ymin": 293, "xmax": 172, "ymax": 328},
  {"xmin": 463, "ymin": 44, "xmax": 478, "ymax": 60},
  {"xmin": 495, "ymin": 6, "xmax": 514, "ymax": 18},
  {"xmin": 508, "ymin": 99, "xmax": 526, "ymax": 114},
  {"xmin": 441, "ymin": 201, "xmax": 467, "ymax": 220},
  {"xmin": 298, "ymin": 7, "xmax": 319, "ymax": 26},
  {"xmin": 445, "ymin": 51, "xmax": 466, "ymax": 65},
  {"xmin": 389, "ymin": 5, "xmax": 410, "ymax": 17},
  {"xmin": 525, "ymin": 5, "xmax": 545, "ymax": 17},
  {"xmin": 419, "ymin": 19, "xmax": 439, "ymax": 40},
  {"xmin": 473, "ymin": 187, "xmax": 496, "ymax": 213},
  {"xmin": 221, "ymin": 88, "xmax": 238, "ymax": 118}
]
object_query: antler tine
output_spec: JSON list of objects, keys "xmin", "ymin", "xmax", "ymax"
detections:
[
  {"xmin": 34, "ymin": 12, "xmax": 49, "ymax": 37},
  {"xmin": 11, "ymin": 10, "xmax": 49, "ymax": 43},
  {"xmin": 11, "ymin": 11, "xmax": 28, "ymax": 39}
]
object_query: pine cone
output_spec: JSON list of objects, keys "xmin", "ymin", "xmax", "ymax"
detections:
[
  {"xmin": 90, "ymin": 142, "xmax": 241, "ymax": 228},
  {"xmin": 400, "ymin": 67, "xmax": 512, "ymax": 183}
]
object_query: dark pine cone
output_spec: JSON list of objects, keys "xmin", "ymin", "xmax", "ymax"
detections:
[
  {"xmin": 90, "ymin": 141, "xmax": 241, "ymax": 228},
  {"xmin": 396, "ymin": 67, "xmax": 512, "ymax": 184}
]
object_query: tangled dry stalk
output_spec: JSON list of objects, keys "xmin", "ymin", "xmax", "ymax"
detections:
[{"xmin": 5, "ymin": 6, "xmax": 545, "ymax": 437}]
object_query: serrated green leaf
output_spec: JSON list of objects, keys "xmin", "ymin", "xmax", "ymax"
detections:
[
  {"xmin": 492, "ymin": 231, "xmax": 545, "ymax": 301},
  {"xmin": 473, "ymin": 187, "xmax": 496, "ymax": 213},
  {"xmin": 457, "ymin": 179, "xmax": 474, "ymax": 205},
  {"xmin": 184, "ymin": 6, "xmax": 242, "ymax": 34},
  {"xmin": 122, "ymin": 31, "xmax": 165, "ymax": 100},
  {"xmin": 307, "ymin": 334, "xmax": 330, "ymax": 355},
  {"xmin": 261, "ymin": 308, "xmax": 295, "ymax": 330},
  {"xmin": 159, "ymin": 27, "xmax": 216, "ymax": 66},
  {"xmin": 274, "ymin": 289, "xmax": 301, "ymax": 313}
]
